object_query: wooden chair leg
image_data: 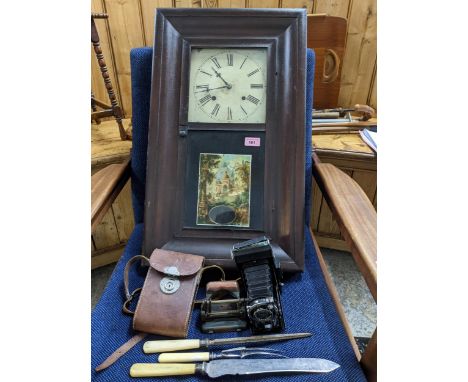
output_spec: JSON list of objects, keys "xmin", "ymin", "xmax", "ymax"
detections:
[
  {"xmin": 91, "ymin": 17, "xmax": 129, "ymax": 141},
  {"xmin": 360, "ymin": 328, "xmax": 377, "ymax": 382},
  {"xmin": 91, "ymin": 91, "xmax": 98, "ymax": 113}
]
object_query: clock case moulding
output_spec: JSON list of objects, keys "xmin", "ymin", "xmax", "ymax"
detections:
[{"xmin": 144, "ymin": 8, "xmax": 307, "ymax": 272}]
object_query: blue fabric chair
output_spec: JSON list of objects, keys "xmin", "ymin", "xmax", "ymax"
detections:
[{"xmin": 91, "ymin": 47, "xmax": 367, "ymax": 382}]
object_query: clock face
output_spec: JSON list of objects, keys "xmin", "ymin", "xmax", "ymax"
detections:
[{"xmin": 188, "ymin": 48, "xmax": 267, "ymax": 124}]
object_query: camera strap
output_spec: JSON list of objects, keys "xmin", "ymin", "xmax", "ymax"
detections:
[{"xmin": 95, "ymin": 332, "xmax": 147, "ymax": 372}]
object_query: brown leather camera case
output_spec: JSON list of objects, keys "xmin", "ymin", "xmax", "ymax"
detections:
[{"xmin": 133, "ymin": 248, "xmax": 204, "ymax": 337}]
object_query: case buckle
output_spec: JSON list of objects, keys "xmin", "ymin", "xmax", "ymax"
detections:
[{"xmin": 160, "ymin": 266, "xmax": 181, "ymax": 294}]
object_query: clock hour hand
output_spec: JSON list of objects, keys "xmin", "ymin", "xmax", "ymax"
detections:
[
  {"xmin": 194, "ymin": 85, "xmax": 229, "ymax": 93},
  {"xmin": 211, "ymin": 67, "xmax": 232, "ymax": 89}
]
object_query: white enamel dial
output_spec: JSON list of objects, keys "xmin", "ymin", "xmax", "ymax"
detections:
[{"xmin": 188, "ymin": 48, "xmax": 267, "ymax": 123}]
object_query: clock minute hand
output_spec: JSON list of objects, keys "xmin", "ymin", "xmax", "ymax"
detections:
[{"xmin": 211, "ymin": 67, "xmax": 232, "ymax": 89}]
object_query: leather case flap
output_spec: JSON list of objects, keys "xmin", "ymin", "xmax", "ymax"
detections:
[{"xmin": 149, "ymin": 248, "xmax": 204, "ymax": 276}]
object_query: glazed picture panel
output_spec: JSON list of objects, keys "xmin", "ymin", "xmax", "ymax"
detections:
[
  {"xmin": 196, "ymin": 153, "xmax": 252, "ymax": 227},
  {"xmin": 183, "ymin": 130, "xmax": 265, "ymax": 231}
]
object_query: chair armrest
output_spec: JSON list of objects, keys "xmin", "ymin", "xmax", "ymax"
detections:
[
  {"xmin": 312, "ymin": 153, "xmax": 377, "ymax": 301},
  {"xmin": 91, "ymin": 158, "xmax": 131, "ymax": 231},
  {"xmin": 312, "ymin": 153, "xmax": 377, "ymax": 382}
]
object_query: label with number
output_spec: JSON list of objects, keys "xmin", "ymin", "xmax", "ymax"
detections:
[{"xmin": 244, "ymin": 137, "xmax": 260, "ymax": 147}]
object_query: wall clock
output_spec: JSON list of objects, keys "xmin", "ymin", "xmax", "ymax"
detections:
[{"xmin": 145, "ymin": 8, "xmax": 306, "ymax": 272}]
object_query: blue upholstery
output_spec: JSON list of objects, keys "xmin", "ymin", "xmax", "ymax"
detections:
[
  {"xmin": 91, "ymin": 48, "xmax": 366, "ymax": 381},
  {"xmin": 129, "ymin": 47, "xmax": 153, "ymax": 224}
]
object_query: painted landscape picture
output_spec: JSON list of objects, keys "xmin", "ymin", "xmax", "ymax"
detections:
[{"xmin": 196, "ymin": 153, "xmax": 252, "ymax": 227}]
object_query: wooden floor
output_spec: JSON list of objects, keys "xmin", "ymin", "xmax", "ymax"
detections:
[{"xmin": 91, "ymin": 118, "xmax": 134, "ymax": 269}]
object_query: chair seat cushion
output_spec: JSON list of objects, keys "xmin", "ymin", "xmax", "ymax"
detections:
[{"xmin": 92, "ymin": 224, "xmax": 366, "ymax": 381}]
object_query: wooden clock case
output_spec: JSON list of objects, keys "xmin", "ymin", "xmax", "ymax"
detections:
[{"xmin": 144, "ymin": 8, "xmax": 306, "ymax": 272}]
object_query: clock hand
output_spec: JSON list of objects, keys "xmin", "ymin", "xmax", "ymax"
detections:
[
  {"xmin": 211, "ymin": 67, "xmax": 232, "ymax": 89},
  {"xmin": 194, "ymin": 85, "xmax": 229, "ymax": 93}
]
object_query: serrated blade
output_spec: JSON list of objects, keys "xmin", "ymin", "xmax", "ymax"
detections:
[{"xmin": 204, "ymin": 358, "xmax": 340, "ymax": 378}]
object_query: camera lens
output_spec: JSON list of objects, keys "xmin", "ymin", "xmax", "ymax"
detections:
[{"xmin": 253, "ymin": 307, "xmax": 274, "ymax": 323}]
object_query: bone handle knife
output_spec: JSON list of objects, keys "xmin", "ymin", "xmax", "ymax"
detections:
[
  {"xmin": 130, "ymin": 363, "xmax": 196, "ymax": 377},
  {"xmin": 143, "ymin": 333, "xmax": 312, "ymax": 354},
  {"xmin": 130, "ymin": 358, "xmax": 340, "ymax": 378}
]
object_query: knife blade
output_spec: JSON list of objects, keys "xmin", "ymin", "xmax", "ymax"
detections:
[
  {"xmin": 204, "ymin": 358, "xmax": 340, "ymax": 377},
  {"xmin": 130, "ymin": 358, "xmax": 340, "ymax": 378},
  {"xmin": 143, "ymin": 332, "xmax": 311, "ymax": 353}
]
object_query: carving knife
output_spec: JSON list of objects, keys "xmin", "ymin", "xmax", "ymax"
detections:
[
  {"xmin": 130, "ymin": 358, "xmax": 340, "ymax": 378},
  {"xmin": 143, "ymin": 332, "xmax": 312, "ymax": 353}
]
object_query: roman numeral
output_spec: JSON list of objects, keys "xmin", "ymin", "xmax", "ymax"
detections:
[
  {"xmin": 227, "ymin": 107, "xmax": 232, "ymax": 120},
  {"xmin": 240, "ymin": 58, "xmax": 247, "ymax": 69},
  {"xmin": 211, "ymin": 57, "xmax": 221, "ymax": 68},
  {"xmin": 200, "ymin": 70, "xmax": 212, "ymax": 77},
  {"xmin": 247, "ymin": 68, "xmax": 259, "ymax": 77},
  {"xmin": 211, "ymin": 103, "xmax": 220, "ymax": 116},
  {"xmin": 246, "ymin": 95, "xmax": 260, "ymax": 105},
  {"xmin": 227, "ymin": 53, "xmax": 233, "ymax": 66},
  {"xmin": 199, "ymin": 94, "xmax": 211, "ymax": 106},
  {"xmin": 240, "ymin": 105, "xmax": 247, "ymax": 115},
  {"xmin": 250, "ymin": 84, "xmax": 263, "ymax": 89}
]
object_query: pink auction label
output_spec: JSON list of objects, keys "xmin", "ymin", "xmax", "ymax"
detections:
[{"xmin": 244, "ymin": 137, "xmax": 261, "ymax": 147}]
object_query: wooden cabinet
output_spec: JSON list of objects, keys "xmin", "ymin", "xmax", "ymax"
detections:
[{"xmin": 311, "ymin": 133, "xmax": 377, "ymax": 251}]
